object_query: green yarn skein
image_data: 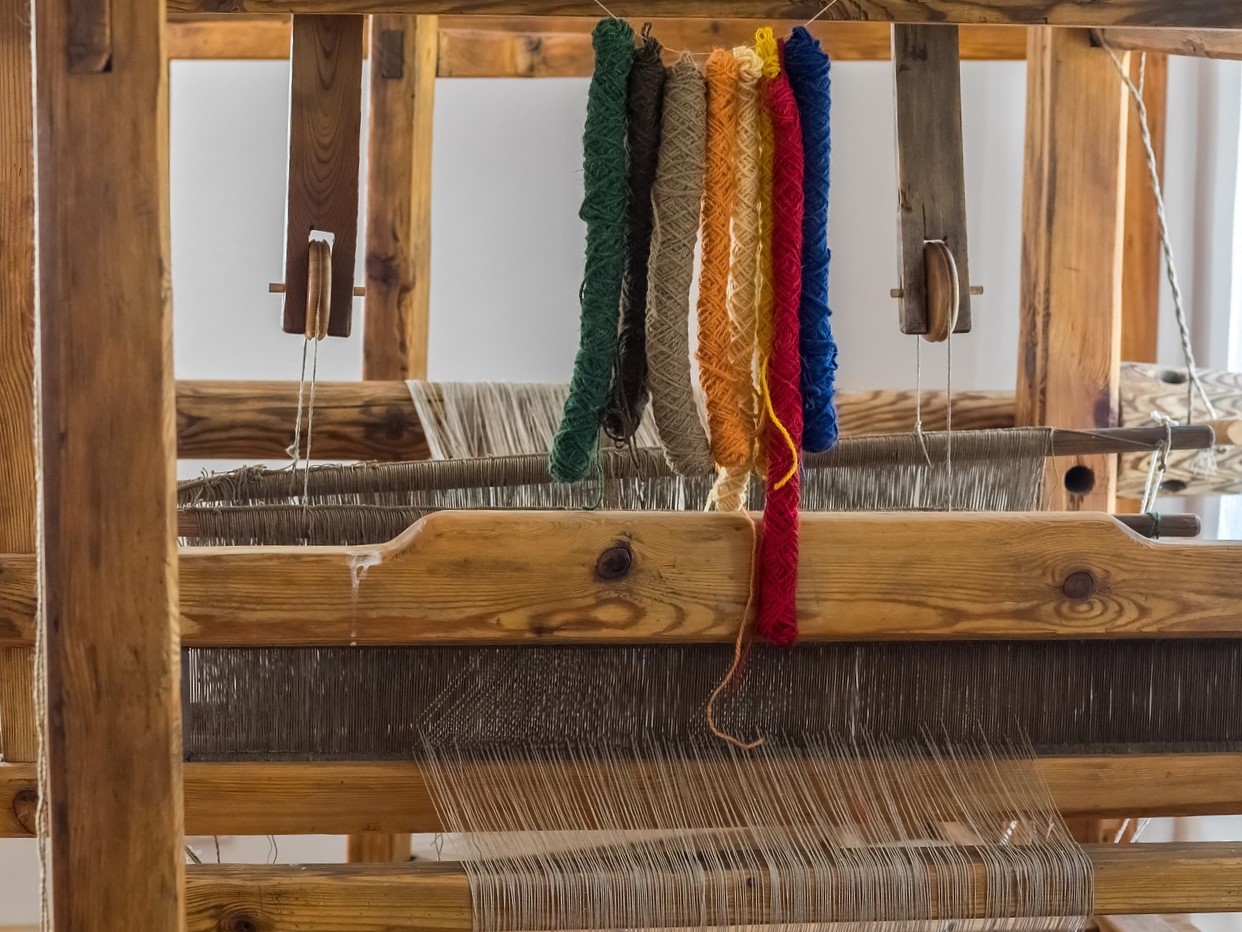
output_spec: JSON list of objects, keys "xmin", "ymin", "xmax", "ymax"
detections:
[{"xmin": 550, "ymin": 17, "xmax": 634, "ymax": 483}]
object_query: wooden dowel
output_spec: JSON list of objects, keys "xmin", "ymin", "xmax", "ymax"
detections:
[
  {"xmin": 182, "ymin": 843, "xmax": 1242, "ymax": 930},
  {"xmin": 4, "ymin": 511, "xmax": 1242, "ymax": 649},
  {"xmin": 1117, "ymin": 513, "xmax": 1200, "ymax": 538}
]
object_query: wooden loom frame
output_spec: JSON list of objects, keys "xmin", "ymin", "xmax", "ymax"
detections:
[{"xmin": 5, "ymin": 2, "xmax": 1242, "ymax": 929}]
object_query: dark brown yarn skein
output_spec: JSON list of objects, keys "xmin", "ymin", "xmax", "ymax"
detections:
[{"xmin": 602, "ymin": 25, "xmax": 666, "ymax": 443}]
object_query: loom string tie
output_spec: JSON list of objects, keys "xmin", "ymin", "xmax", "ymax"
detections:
[{"xmin": 550, "ymin": 17, "xmax": 634, "ymax": 483}]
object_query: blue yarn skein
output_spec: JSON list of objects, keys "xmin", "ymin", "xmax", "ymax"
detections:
[{"xmin": 784, "ymin": 26, "xmax": 839, "ymax": 452}]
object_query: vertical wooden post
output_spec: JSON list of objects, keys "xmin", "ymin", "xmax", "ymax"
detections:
[
  {"xmin": 1120, "ymin": 52, "xmax": 1167, "ymax": 366},
  {"xmin": 0, "ymin": 0, "xmax": 37, "ymax": 765},
  {"xmin": 1018, "ymin": 28, "xmax": 1129, "ymax": 512},
  {"xmin": 349, "ymin": 12, "xmax": 436, "ymax": 863},
  {"xmin": 363, "ymin": 13, "xmax": 437, "ymax": 382},
  {"xmin": 34, "ymin": 0, "xmax": 184, "ymax": 924}
]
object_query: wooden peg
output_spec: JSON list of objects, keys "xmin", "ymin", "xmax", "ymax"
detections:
[
  {"xmin": 892, "ymin": 23, "xmax": 973, "ymax": 336},
  {"xmin": 281, "ymin": 14, "xmax": 365, "ymax": 338}
]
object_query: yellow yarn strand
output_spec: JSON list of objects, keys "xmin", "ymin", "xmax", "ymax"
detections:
[
  {"xmin": 756, "ymin": 26, "xmax": 780, "ymax": 79},
  {"xmin": 754, "ymin": 26, "xmax": 785, "ymax": 481},
  {"xmin": 761, "ymin": 359, "xmax": 800, "ymax": 490}
]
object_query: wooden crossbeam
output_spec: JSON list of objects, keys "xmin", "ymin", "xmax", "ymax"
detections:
[
  {"xmin": 179, "ymin": 844, "xmax": 1242, "ymax": 930},
  {"xmin": 7, "ymin": 754, "xmax": 1242, "ymax": 838},
  {"xmin": 165, "ymin": 16, "xmax": 1030, "ymax": 63},
  {"xmin": 3, "ymin": 511, "xmax": 1242, "ymax": 648},
  {"xmin": 164, "ymin": 2, "xmax": 1242, "ymax": 29},
  {"xmin": 1096, "ymin": 28, "xmax": 1242, "ymax": 60}
]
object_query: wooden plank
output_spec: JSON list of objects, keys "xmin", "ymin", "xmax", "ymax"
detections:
[
  {"xmin": 363, "ymin": 14, "xmax": 436, "ymax": 381},
  {"xmin": 162, "ymin": 1, "xmax": 1242, "ymax": 30},
  {"xmin": 1096, "ymin": 28, "xmax": 1242, "ymax": 60},
  {"xmin": 6, "ymin": 753, "xmax": 1242, "ymax": 838},
  {"xmin": 893, "ymin": 24, "xmax": 972, "ymax": 335},
  {"xmin": 7, "ymin": 511, "xmax": 1242, "ymax": 648},
  {"xmin": 348, "ymin": 832, "xmax": 412, "ymax": 861},
  {"xmin": 171, "ymin": 379, "xmax": 1013, "ymax": 459},
  {"xmin": 181, "ymin": 843, "xmax": 1242, "ymax": 930},
  {"xmin": 282, "ymin": 14, "xmax": 364, "ymax": 337},
  {"xmin": 0, "ymin": 0, "xmax": 37, "ymax": 765},
  {"xmin": 34, "ymin": 0, "xmax": 184, "ymax": 924},
  {"xmin": 163, "ymin": 17, "xmax": 1028, "ymax": 64},
  {"xmin": 1018, "ymin": 29, "xmax": 1129, "ymax": 510},
  {"xmin": 1120, "ymin": 52, "xmax": 1166, "ymax": 365}
]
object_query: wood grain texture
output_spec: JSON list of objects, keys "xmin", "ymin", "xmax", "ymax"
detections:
[
  {"xmin": 893, "ymin": 25, "xmax": 972, "ymax": 335},
  {"xmin": 181, "ymin": 843, "xmax": 1242, "ymax": 930},
  {"xmin": 1120, "ymin": 51, "xmax": 1166, "ymax": 365},
  {"xmin": 163, "ymin": 0, "xmax": 1242, "ymax": 29},
  {"xmin": 1097, "ymin": 28, "xmax": 1242, "ymax": 60},
  {"xmin": 34, "ymin": 0, "xmax": 184, "ymax": 922},
  {"xmin": 1118, "ymin": 363, "xmax": 1242, "ymax": 497},
  {"xmin": 162, "ymin": 17, "xmax": 1027, "ymax": 63},
  {"xmin": 7, "ymin": 511, "xmax": 1242, "ymax": 648},
  {"xmin": 282, "ymin": 14, "xmax": 364, "ymax": 337},
  {"xmin": 348, "ymin": 832, "xmax": 413, "ymax": 861},
  {"xmin": 7, "ymin": 753, "xmax": 1242, "ymax": 838},
  {"xmin": 0, "ymin": 0, "xmax": 37, "ymax": 764},
  {"xmin": 1018, "ymin": 29, "xmax": 1128, "ymax": 510},
  {"xmin": 363, "ymin": 14, "xmax": 436, "ymax": 380}
]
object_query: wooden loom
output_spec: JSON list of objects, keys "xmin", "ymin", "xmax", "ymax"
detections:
[{"xmin": 5, "ymin": 1, "xmax": 1242, "ymax": 930}]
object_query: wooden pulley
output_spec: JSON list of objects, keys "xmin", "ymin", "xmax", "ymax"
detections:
[
  {"xmin": 922, "ymin": 240, "xmax": 960, "ymax": 343},
  {"xmin": 305, "ymin": 239, "xmax": 332, "ymax": 341}
]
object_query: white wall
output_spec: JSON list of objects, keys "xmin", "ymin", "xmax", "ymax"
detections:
[{"xmin": 2, "ymin": 53, "xmax": 1239, "ymax": 927}]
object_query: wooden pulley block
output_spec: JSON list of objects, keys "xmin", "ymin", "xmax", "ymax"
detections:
[
  {"xmin": 305, "ymin": 239, "xmax": 332, "ymax": 341},
  {"xmin": 922, "ymin": 240, "xmax": 959, "ymax": 343}
]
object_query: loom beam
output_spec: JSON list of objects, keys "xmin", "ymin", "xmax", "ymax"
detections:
[{"xmin": 181, "ymin": 843, "xmax": 1242, "ymax": 930}]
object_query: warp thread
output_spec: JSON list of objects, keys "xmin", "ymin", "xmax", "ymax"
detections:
[
  {"xmin": 756, "ymin": 41, "xmax": 805, "ymax": 646},
  {"xmin": 711, "ymin": 46, "xmax": 765, "ymax": 512},
  {"xmin": 697, "ymin": 50, "xmax": 751, "ymax": 473},
  {"xmin": 753, "ymin": 28, "xmax": 780, "ymax": 477},
  {"xmin": 646, "ymin": 56, "xmax": 715, "ymax": 476},
  {"xmin": 784, "ymin": 26, "xmax": 839, "ymax": 453},
  {"xmin": 602, "ymin": 26, "xmax": 666, "ymax": 444},
  {"xmin": 550, "ymin": 17, "xmax": 634, "ymax": 483}
]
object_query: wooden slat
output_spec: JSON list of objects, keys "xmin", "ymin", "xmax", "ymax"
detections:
[
  {"xmin": 181, "ymin": 843, "xmax": 1242, "ymax": 930},
  {"xmin": 1018, "ymin": 29, "xmax": 1129, "ymax": 510},
  {"xmin": 282, "ymin": 14, "xmax": 364, "ymax": 337},
  {"xmin": 4, "ymin": 753, "xmax": 1242, "ymax": 838},
  {"xmin": 1096, "ymin": 28, "xmax": 1242, "ymax": 60},
  {"xmin": 164, "ymin": 17, "xmax": 1028, "ymax": 64},
  {"xmin": 363, "ymin": 14, "xmax": 436, "ymax": 381},
  {"xmin": 34, "ymin": 0, "xmax": 183, "ymax": 925},
  {"xmin": 0, "ymin": 0, "xmax": 37, "ymax": 765},
  {"xmin": 162, "ymin": 1, "xmax": 1242, "ymax": 29},
  {"xmin": 893, "ymin": 24, "xmax": 972, "ymax": 335},
  {"xmin": 6, "ymin": 511, "xmax": 1242, "ymax": 648}
]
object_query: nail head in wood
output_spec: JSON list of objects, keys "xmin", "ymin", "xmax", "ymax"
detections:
[
  {"xmin": 595, "ymin": 543, "xmax": 633, "ymax": 581},
  {"xmin": 1061, "ymin": 570, "xmax": 1098, "ymax": 601}
]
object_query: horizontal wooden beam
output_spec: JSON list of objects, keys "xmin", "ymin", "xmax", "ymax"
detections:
[
  {"xmin": 180, "ymin": 843, "xmax": 1242, "ymax": 929},
  {"xmin": 168, "ymin": 16, "xmax": 1028, "ymax": 63},
  {"xmin": 1096, "ymin": 27, "xmax": 1242, "ymax": 59},
  {"xmin": 173, "ymin": 379, "xmax": 1012, "ymax": 459},
  {"xmin": 165, "ymin": 2, "xmax": 1242, "ymax": 30},
  {"xmin": 3, "ymin": 511, "xmax": 1242, "ymax": 648},
  {"xmin": 8, "ymin": 753, "xmax": 1242, "ymax": 837}
]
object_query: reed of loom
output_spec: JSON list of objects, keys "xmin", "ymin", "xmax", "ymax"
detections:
[{"xmin": 11, "ymin": 0, "xmax": 1242, "ymax": 929}]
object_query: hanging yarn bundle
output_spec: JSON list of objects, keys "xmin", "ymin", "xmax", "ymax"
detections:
[
  {"xmin": 550, "ymin": 17, "xmax": 634, "ymax": 483},
  {"xmin": 646, "ymin": 56, "xmax": 714, "ymax": 476},
  {"xmin": 755, "ymin": 32, "xmax": 806, "ymax": 646},
  {"xmin": 602, "ymin": 26, "xmax": 666, "ymax": 444},
  {"xmin": 784, "ymin": 26, "xmax": 839, "ymax": 453}
]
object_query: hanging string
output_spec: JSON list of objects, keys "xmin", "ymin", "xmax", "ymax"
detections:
[
  {"xmin": 698, "ymin": 50, "xmax": 752, "ymax": 481},
  {"xmin": 784, "ymin": 26, "xmax": 839, "ymax": 452},
  {"xmin": 550, "ymin": 17, "xmax": 634, "ymax": 483},
  {"xmin": 602, "ymin": 25, "xmax": 666, "ymax": 444},
  {"xmin": 755, "ymin": 38, "xmax": 806, "ymax": 647},
  {"xmin": 1140, "ymin": 412, "xmax": 1176, "ymax": 514},
  {"xmin": 646, "ymin": 55, "xmax": 715, "ymax": 476},
  {"xmin": 1101, "ymin": 42, "xmax": 1218, "ymax": 424}
]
